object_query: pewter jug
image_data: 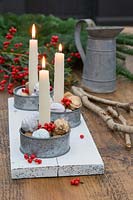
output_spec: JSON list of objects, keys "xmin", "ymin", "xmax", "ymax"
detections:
[{"xmin": 75, "ymin": 19, "xmax": 123, "ymax": 93}]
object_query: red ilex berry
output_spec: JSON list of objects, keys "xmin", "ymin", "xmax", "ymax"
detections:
[
  {"xmin": 6, "ymin": 33, "xmax": 13, "ymax": 40},
  {"xmin": 38, "ymin": 124, "xmax": 42, "ymax": 129},
  {"xmin": 30, "ymin": 154, "xmax": 36, "ymax": 160},
  {"xmin": 0, "ymin": 79, "xmax": 7, "ymax": 85},
  {"xmin": 0, "ymin": 87, "xmax": 5, "ymax": 91},
  {"xmin": 38, "ymin": 65, "xmax": 42, "ymax": 70},
  {"xmin": 0, "ymin": 56, "xmax": 5, "ymax": 64},
  {"xmin": 50, "ymin": 86, "xmax": 53, "ymax": 91},
  {"xmin": 34, "ymin": 158, "xmax": 39, "ymax": 163},
  {"xmin": 66, "ymin": 57, "xmax": 72, "ymax": 62},
  {"xmin": 28, "ymin": 158, "xmax": 33, "ymax": 163},
  {"xmin": 34, "ymin": 158, "xmax": 42, "ymax": 164},
  {"xmin": 48, "ymin": 127, "xmax": 51, "ymax": 132},
  {"xmin": 74, "ymin": 180, "xmax": 79, "ymax": 186},
  {"xmin": 22, "ymin": 88, "xmax": 29, "ymax": 94},
  {"xmin": 14, "ymin": 57, "xmax": 20, "ymax": 63},
  {"xmin": 8, "ymin": 89, "xmax": 13, "ymax": 94},
  {"xmin": 37, "ymin": 159, "xmax": 42, "ymax": 164},
  {"xmin": 75, "ymin": 178, "xmax": 80, "ymax": 182},
  {"xmin": 70, "ymin": 180, "xmax": 75, "ymax": 185},
  {"xmin": 24, "ymin": 153, "xmax": 29, "ymax": 160},
  {"xmin": 9, "ymin": 27, "xmax": 17, "ymax": 34},
  {"xmin": 80, "ymin": 134, "xmax": 84, "ymax": 139},
  {"xmin": 3, "ymin": 74, "xmax": 9, "ymax": 79}
]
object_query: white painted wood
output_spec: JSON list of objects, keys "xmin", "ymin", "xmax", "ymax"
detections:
[
  {"xmin": 8, "ymin": 98, "xmax": 58, "ymax": 179},
  {"xmin": 8, "ymin": 97, "xmax": 104, "ymax": 179},
  {"xmin": 57, "ymin": 116, "xmax": 104, "ymax": 176}
]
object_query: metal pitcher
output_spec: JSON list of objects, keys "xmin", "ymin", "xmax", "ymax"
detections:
[{"xmin": 75, "ymin": 19, "xmax": 123, "ymax": 93}]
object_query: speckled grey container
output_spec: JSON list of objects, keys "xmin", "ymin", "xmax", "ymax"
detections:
[
  {"xmin": 51, "ymin": 108, "xmax": 81, "ymax": 128},
  {"xmin": 20, "ymin": 129, "xmax": 70, "ymax": 158},
  {"xmin": 13, "ymin": 86, "xmax": 53, "ymax": 111}
]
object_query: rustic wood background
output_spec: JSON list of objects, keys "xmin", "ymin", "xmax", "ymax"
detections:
[{"xmin": 0, "ymin": 74, "xmax": 132, "ymax": 200}]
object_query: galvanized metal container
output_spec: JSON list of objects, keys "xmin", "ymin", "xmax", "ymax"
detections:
[
  {"xmin": 51, "ymin": 108, "xmax": 81, "ymax": 128},
  {"xmin": 20, "ymin": 129, "xmax": 70, "ymax": 158},
  {"xmin": 13, "ymin": 86, "xmax": 53, "ymax": 111},
  {"xmin": 75, "ymin": 19, "xmax": 123, "ymax": 93}
]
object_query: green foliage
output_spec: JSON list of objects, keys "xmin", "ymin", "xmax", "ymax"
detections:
[
  {"xmin": 116, "ymin": 62, "xmax": 133, "ymax": 80},
  {"xmin": 117, "ymin": 45, "xmax": 133, "ymax": 55},
  {"xmin": 116, "ymin": 51, "xmax": 126, "ymax": 60},
  {"xmin": 0, "ymin": 13, "xmax": 133, "ymax": 90},
  {"xmin": 0, "ymin": 14, "xmax": 83, "ymax": 93}
]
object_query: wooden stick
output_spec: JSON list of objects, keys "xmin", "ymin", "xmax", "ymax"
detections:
[
  {"xmin": 107, "ymin": 106, "xmax": 132, "ymax": 149},
  {"xmin": 72, "ymin": 86, "xmax": 132, "ymax": 112},
  {"xmin": 72, "ymin": 86, "xmax": 133, "ymax": 134}
]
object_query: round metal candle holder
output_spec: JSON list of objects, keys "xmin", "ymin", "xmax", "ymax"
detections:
[
  {"xmin": 20, "ymin": 129, "xmax": 70, "ymax": 158},
  {"xmin": 13, "ymin": 86, "xmax": 53, "ymax": 111},
  {"xmin": 51, "ymin": 108, "xmax": 81, "ymax": 128}
]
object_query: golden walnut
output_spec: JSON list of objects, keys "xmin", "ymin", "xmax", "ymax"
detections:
[
  {"xmin": 53, "ymin": 118, "xmax": 70, "ymax": 136},
  {"xmin": 69, "ymin": 95, "xmax": 82, "ymax": 110}
]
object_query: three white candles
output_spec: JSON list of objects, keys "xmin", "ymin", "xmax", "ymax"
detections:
[
  {"xmin": 54, "ymin": 44, "xmax": 64, "ymax": 103},
  {"xmin": 39, "ymin": 57, "xmax": 50, "ymax": 126},
  {"xmin": 29, "ymin": 24, "xmax": 38, "ymax": 94}
]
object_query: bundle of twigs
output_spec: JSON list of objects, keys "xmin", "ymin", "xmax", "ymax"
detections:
[{"xmin": 72, "ymin": 86, "xmax": 132, "ymax": 150}]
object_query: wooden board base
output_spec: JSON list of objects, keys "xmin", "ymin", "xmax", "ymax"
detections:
[{"xmin": 8, "ymin": 97, "xmax": 104, "ymax": 179}]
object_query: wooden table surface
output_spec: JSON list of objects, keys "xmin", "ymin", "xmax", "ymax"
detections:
[{"xmin": 0, "ymin": 77, "xmax": 132, "ymax": 200}]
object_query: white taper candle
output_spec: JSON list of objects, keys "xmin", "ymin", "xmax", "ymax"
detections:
[
  {"xmin": 39, "ymin": 57, "xmax": 50, "ymax": 125},
  {"xmin": 54, "ymin": 44, "xmax": 64, "ymax": 102},
  {"xmin": 29, "ymin": 24, "xmax": 38, "ymax": 94}
]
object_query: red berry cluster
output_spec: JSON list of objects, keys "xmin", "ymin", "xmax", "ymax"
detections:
[
  {"xmin": 50, "ymin": 35, "xmax": 59, "ymax": 46},
  {"xmin": 7, "ymin": 83, "xmax": 14, "ymax": 94},
  {"xmin": 14, "ymin": 42, "xmax": 23, "ymax": 49},
  {"xmin": 0, "ymin": 56, "xmax": 5, "ymax": 64},
  {"xmin": 38, "ymin": 122, "xmax": 56, "ymax": 132},
  {"xmin": 61, "ymin": 97, "xmax": 72, "ymax": 108},
  {"xmin": 24, "ymin": 153, "xmax": 42, "ymax": 164},
  {"xmin": 0, "ymin": 26, "xmax": 28, "ymax": 94},
  {"xmin": 70, "ymin": 178, "xmax": 81, "ymax": 186},
  {"xmin": 3, "ymin": 26, "xmax": 17, "ymax": 50},
  {"xmin": 9, "ymin": 27, "xmax": 17, "ymax": 34},
  {"xmin": 38, "ymin": 53, "xmax": 47, "ymax": 60},
  {"xmin": 0, "ymin": 77, "xmax": 14, "ymax": 93},
  {"xmin": 22, "ymin": 88, "xmax": 29, "ymax": 94},
  {"xmin": 66, "ymin": 52, "xmax": 81, "ymax": 63},
  {"xmin": 14, "ymin": 57, "xmax": 20, "ymax": 63},
  {"xmin": 3, "ymin": 41, "xmax": 10, "ymax": 49}
]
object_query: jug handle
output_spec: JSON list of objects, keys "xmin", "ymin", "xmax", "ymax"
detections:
[{"xmin": 75, "ymin": 19, "xmax": 96, "ymax": 64}]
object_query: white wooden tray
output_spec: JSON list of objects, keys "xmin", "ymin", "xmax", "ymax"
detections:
[{"xmin": 8, "ymin": 97, "xmax": 104, "ymax": 179}]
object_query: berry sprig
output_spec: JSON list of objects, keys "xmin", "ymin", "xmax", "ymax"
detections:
[
  {"xmin": 22, "ymin": 88, "xmax": 29, "ymax": 94},
  {"xmin": 38, "ymin": 122, "xmax": 56, "ymax": 132},
  {"xmin": 61, "ymin": 97, "xmax": 72, "ymax": 108},
  {"xmin": 24, "ymin": 153, "xmax": 42, "ymax": 164},
  {"xmin": 70, "ymin": 178, "xmax": 82, "ymax": 186}
]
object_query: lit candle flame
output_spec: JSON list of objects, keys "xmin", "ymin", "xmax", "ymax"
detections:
[
  {"xmin": 59, "ymin": 43, "xmax": 62, "ymax": 52},
  {"xmin": 32, "ymin": 24, "xmax": 36, "ymax": 39},
  {"xmin": 42, "ymin": 56, "xmax": 46, "ymax": 69}
]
